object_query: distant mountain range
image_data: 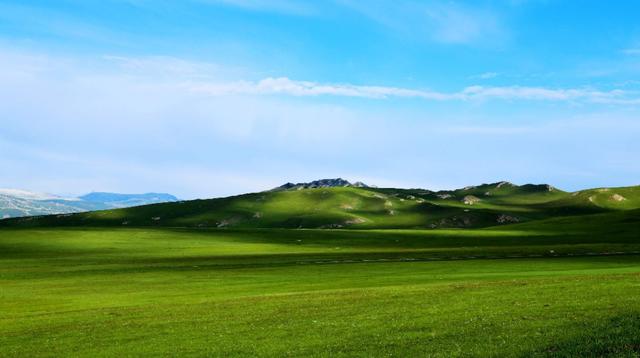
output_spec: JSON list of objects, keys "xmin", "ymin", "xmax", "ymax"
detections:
[
  {"xmin": 2, "ymin": 178, "xmax": 638, "ymax": 230},
  {"xmin": 0, "ymin": 189, "xmax": 178, "ymax": 219}
]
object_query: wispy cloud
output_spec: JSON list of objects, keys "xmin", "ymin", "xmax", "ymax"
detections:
[
  {"xmin": 338, "ymin": 0, "xmax": 506, "ymax": 46},
  {"xmin": 196, "ymin": 0, "xmax": 317, "ymax": 15},
  {"xmin": 103, "ymin": 55, "xmax": 226, "ymax": 79},
  {"xmin": 190, "ymin": 76, "xmax": 640, "ymax": 104},
  {"xmin": 189, "ymin": 77, "xmax": 453, "ymax": 100},
  {"xmin": 622, "ymin": 48, "xmax": 640, "ymax": 55},
  {"xmin": 4, "ymin": 50, "xmax": 637, "ymax": 105},
  {"xmin": 471, "ymin": 72, "xmax": 499, "ymax": 80},
  {"xmin": 423, "ymin": 2, "xmax": 503, "ymax": 45},
  {"xmin": 0, "ymin": 2, "xmax": 131, "ymax": 46}
]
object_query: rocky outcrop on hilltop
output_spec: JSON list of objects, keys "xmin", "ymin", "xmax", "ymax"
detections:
[{"xmin": 274, "ymin": 178, "xmax": 369, "ymax": 191}]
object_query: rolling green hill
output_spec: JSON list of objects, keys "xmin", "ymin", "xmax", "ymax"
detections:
[
  {"xmin": 2, "ymin": 179, "xmax": 640, "ymax": 356},
  {"xmin": 2, "ymin": 180, "xmax": 639, "ymax": 229}
]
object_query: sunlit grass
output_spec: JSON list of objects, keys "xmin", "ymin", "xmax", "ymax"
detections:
[{"xmin": 1, "ymin": 224, "xmax": 640, "ymax": 356}]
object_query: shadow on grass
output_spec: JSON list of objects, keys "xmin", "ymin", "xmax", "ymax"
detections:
[
  {"xmin": 160, "ymin": 227, "xmax": 640, "ymax": 251},
  {"xmin": 532, "ymin": 314, "xmax": 640, "ymax": 357},
  {"xmin": 6, "ymin": 249, "xmax": 640, "ymax": 281},
  {"xmin": 2, "ymin": 226, "xmax": 640, "ymax": 264}
]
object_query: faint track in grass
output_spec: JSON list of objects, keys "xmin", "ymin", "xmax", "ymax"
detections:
[{"xmin": 303, "ymin": 251, "xmax": 640, "ymax": 266}]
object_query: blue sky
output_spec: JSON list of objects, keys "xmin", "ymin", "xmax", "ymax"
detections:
[{"xmin": 1, "ymin": 0, "xmax": 639, "ymax": 198}]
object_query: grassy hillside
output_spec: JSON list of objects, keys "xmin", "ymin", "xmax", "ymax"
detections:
[
  {"xmin": 2, "ymin": 182, "xmax": 639, "ymax": 230},
  {"xmin": 544, "ymin": 185, "xmax": 640, "ymax": 212}
]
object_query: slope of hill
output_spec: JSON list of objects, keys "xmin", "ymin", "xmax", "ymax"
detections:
[
  {"xmin": 543, "ymin": 185, "xmax": 640, "ymax": 212},
  {"xmin": 0, "ymin": 189, "xmax": 178, "ymax": 219},
  {"xmin": 3, "ymin": 179, "xmax": 639, "ymax": 229}
]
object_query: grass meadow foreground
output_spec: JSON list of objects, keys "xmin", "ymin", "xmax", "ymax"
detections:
[{"xmin": 1, "ymin": 222, "xmax": 640, "ymax": 357}]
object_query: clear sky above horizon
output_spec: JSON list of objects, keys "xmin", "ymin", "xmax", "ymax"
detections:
[{"xmin": 1, "ymin": 0, "xmax": 639, "ymax": 199}]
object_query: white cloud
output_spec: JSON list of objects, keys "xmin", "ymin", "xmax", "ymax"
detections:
[
  {"xmin": 460, "ymin": 85, "xmax": 627, "ymax": 102},
  {"xmin": 188, "ymin": 77, "xmax": 454, "ymax": 100},
  {"xmin": 2, "ymin": 49, "xmax": 636, "ymax": 106},
  {"xmin": 190, "ymin": 76, "xmax": 640, "ymax": 104}
]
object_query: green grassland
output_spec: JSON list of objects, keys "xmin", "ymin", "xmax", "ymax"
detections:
[{"xmin": 1, "ymin": 183, "xmax": 640, "ymax": 356}]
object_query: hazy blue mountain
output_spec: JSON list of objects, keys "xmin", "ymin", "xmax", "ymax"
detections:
[
  {"xmin": 79, "ymin": 192, "xmax": 179, "ymax": 208},
  {"xmin": 0, "ymin": 189, "xmax": 178, "ymax": 219}
]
